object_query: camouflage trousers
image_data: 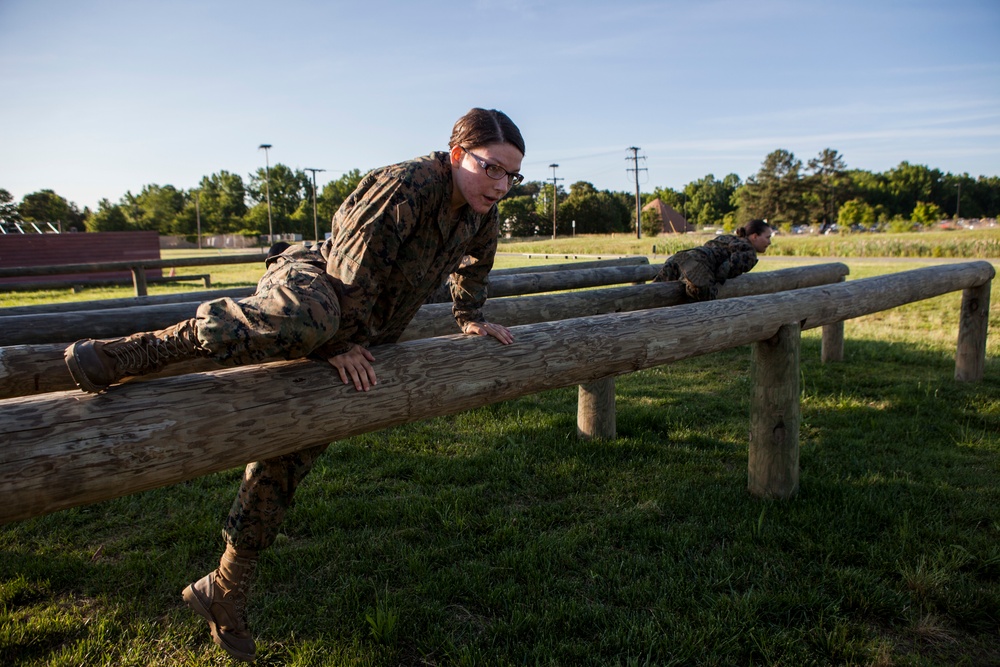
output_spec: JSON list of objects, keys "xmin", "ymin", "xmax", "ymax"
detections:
[
  {"xmin": 651, "ymin": 249, "xmax": 720, "ymax": 302},
  {"xmin": 191, "ymin": 245, "xmax": 342, "ymax": 552}
]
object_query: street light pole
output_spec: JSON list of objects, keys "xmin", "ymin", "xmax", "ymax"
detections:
[
  {"xmin": 304, "ymin": 168, "xmax": 326, "ymax": 244},
  {"xmin": 549, "ymin": 163, "xmax": 562, "ymax": 239},
  {"xmin": 258, "ymin": 144, "xmax": 273, "ymax": 244}
]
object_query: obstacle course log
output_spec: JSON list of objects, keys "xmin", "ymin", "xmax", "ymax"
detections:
[
  {"xmin": 0, "ymin": 264, "xmax": 660, "ymax": 346},
  {"xmin": 0, "ymin": 257, "xmax": 649, "ymax": 317},
  {"xmin": 0, "ymin": 261, "xmax": 990, "ymax": 525},
  {"xmin": 0, "ymin": 264, "xmax": 850, "ymax": 399},
  {"xmin": 577, "ymin": 377, "xmax": 616, "ymax": 440}
]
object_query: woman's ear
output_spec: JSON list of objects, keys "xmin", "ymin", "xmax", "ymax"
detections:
[{"xmin": 449, "ymin": 145, "xmax": 464, "ymax": 165}]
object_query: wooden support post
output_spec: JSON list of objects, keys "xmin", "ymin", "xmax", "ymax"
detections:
[
  {"xmin": 748, "ymin": 322, "xmax": 801, "ymax": 499},
  {"xmin": 130, "ymin": 266, "xmax": 148, "ymax": 297},
  {"xmin": 577, "ymin": 376, "xmax": 616, "ymax": 440},
  {"xmin": 821, "ymin": 322, "xmax": 844, "ymax": 363},
  {"xmin": 955, "ymin": 279, "xmax": 991, "ymax": 382},
  {"xmin": 820, "ymin": 275, "xmax": 846, "ymax": 363}
]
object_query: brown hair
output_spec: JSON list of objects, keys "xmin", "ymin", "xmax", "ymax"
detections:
[
  {"xmin": 449, "ymin": 108, "xmax": 525, "ymax": 156},
  {"xmin": 736, "ymin": 219, "xmax": 771, "ymax": 238}
]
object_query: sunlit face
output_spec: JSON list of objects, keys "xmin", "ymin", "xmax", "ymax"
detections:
[
  {"xmin": 450, "ymin": 142, "xmax": 524, "ymax": 215},
  {"xmin": 749, "ymin": 227, "xmax": 773, "ymax": 253}
]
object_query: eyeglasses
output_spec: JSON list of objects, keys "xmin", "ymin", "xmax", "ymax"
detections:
[{"xmin": 461, "ymin": 146, "xmax": 524, "ymax": 186}]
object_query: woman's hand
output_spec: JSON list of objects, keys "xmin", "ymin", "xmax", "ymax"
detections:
[
  {"xmin": 327, "ymin": 344, "xmax": 377, "ymax": 391},
  {"xmin": 462, "ymin": 321, "xmax": 514, "ymax": 345}
]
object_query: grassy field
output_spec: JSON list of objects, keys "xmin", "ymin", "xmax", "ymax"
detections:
[{"xmin": 1, "ymin": 235, "xmax": 998, "ymax": 665}]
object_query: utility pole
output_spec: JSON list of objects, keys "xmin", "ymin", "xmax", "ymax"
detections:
[
  {"xmin": 956, "ymin": 182, "xmax": 961, "ymax": 220},
  {"xmin": 626, "ymin": 147, "xmax": 647, "ymax": 239},
  {"xmin": 549, "ymin": 163, "xmax": 563, "ymax": 239},
  {"xmin": 304, "ymin": 168, "xmax": 326, "ymax": 244},
  {"xmin": 194, "ymin": 189, "xmax": 201, "ymax": 250},
  {"xmin": 258, "ymin": 144, "xmax": 273, "ymax": 244}
]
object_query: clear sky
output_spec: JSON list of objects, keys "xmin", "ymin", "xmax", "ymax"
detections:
[{"xmin": 2, "ymin": 0, "xmax": 998, "ymax": 211}]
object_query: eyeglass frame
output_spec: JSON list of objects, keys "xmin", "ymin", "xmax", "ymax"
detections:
[{"xmin": 461, "ymin": 146, "xmax": 524, "ymax": 186}]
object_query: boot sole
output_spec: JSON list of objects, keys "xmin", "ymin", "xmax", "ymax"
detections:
[
  {"xmin": 63, "ymin": 341, "xmax": 106, "ymax": 394},
  {"xmin": 182, "ymin": 583, "xmax": 256, "ymax": 663}
]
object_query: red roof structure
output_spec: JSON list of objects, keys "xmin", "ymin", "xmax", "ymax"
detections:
[{"xmin": 642, "ymin": 199, "xmax": 695, "ymax": 233}]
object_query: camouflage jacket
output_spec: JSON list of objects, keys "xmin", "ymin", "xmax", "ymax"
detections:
[
  {"xmin": 315, "ymin": 152, "xmax": 496, "ymax": 357},
  {"xmin": 687, "ymin": 234, "xmax": 758, "ymax": 284}
]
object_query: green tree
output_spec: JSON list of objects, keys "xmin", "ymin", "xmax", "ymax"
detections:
[
  {"xmin": 558, "ymin": 181, "xmax": 631, "ymax": 235},
  {"xmin": 85, "ymin": 199, "xmax": 129, "ymax": 232},
  {"xmin": 910, "ymin": 200, "xmax": 944, "ymax": 225},
  {"xmin": 0, "ymin": 188, "xmax": 21, "ymax": 225},
  {"xmin": 247, "ymin": 163, "xmax": 310, "ymax": 238},
  {"xmin": 19, "ymin": 189, "xmax": 84, "ymax": 230},
  {"xmin": 684, "ymin": 173, "xmax": 740, "ymax": 228},
  {"xmin": 884, "ymin": 162, "xmax": 944, "ymax": 220},
  {"xmin": 735, "ymin": 149, "xmax": 807, "ymax": 228},
  {"xmin": 837, "ymin": 198, "xmax": 876, "ymax": 228},
  {"xmin": 498, "ymin": 194, "xmax": 543, "ymax": 237},
  {"xmin": 641, "ymin": 207, "xmax": 661, "ymax": 237},
  {"xmin": 806, "ymin": 148, "xmax": 850, "ymax": 231},
  {"xmin": 196, "ymin": 170, "xmax": 248, "ymax": 235},
  {"xmin": 121, "ymin": 184, "xmax": 185, "ymax": 233}
]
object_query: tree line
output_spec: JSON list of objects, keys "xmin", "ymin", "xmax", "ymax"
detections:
[{"xmin": 3, "ymin": 148, "xmax": 998, "ymax": 241}]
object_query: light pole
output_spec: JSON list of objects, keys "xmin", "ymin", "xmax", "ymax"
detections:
[
  {"xmin": 549, "ymin": 163, "xmax": 562, "ymax": 239},
  {"xmin": 304, "ymin": 167, "xmax": 326, "ymax": 244},
  {"xmin": 258, "ymin": 144, "xmax": 273, "ymax": 244}
]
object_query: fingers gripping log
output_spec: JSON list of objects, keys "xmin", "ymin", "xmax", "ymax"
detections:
[{"xmin": 0, "ymin": 261, "xmax": 991, "ymax": 525}]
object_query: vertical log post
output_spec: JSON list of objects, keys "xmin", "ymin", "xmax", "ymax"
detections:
[
  {"xmin": 821, "ymin": 322, "xmax": 844, "ymax": 363},
  {"xmin": 748, "ymin": 322, "xmax": 801, "ymax": 499},
  {"xmin": 955, "ymin": 280, "xmax": 992, "ymax": 382},
  {"xmin": 130, "ymin": 266, "xmax": 148, "ymax": 297},
  {"xmin": 577, "ymin": 376, "xmax": 617, "ymax": 440},
  {"xmin": 821, "ymin": 276, "xmax": 846, "ymax": 363}
]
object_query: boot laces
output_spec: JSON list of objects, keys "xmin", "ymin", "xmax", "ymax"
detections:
[{"xmin": 106, "ymin": 331, "xmax": 195, "ymax": 375}]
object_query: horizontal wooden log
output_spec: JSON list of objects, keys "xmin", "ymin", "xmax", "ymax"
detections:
[
  {"xmin": 1, "ymin": 261, "xmax": 989, "ymax": 524},
  {"xmin": 0, "ymin": 273, "xmax": 212, "ymax": 293},
  {"xmin": 0, "ymin": 265, "xmax": 661, "ymax": 346},
  {"xmin": 0, "ymin": 256, "xmax": 648, "ymax": 317},
  {"xmin": 0, "ymin": 264, "xmax": 850, "ymax": 399},
  {"xmin": 0, "ymin": 252, "xmax": 267, "ymax": 279}
]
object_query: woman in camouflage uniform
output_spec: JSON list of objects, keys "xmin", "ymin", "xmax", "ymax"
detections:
[
  {"xmin": 63, "ymin": 108, "xmax": 525, "ymax": 663},
  {"xmin": 652, "ymin": 219, "xmax": 773, "ymax": 301}
]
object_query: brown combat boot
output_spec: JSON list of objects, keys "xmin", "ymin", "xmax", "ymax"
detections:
[
  {"xmin": 182, "ymin": 545, "xmax": 258, "ymax": 663},
  {"xmin": 63, "ymin": 318, "xmax": 207, "ymax": 393}
]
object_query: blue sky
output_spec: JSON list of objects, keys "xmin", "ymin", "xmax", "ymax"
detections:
[{"xmin": 1, "ymin": 0, "xmax": 998, "ymax": 211}]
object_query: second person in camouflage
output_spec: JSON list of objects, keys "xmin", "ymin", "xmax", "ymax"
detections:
[{"xmin": 653, "ymin": 219, "xmax": 773, "ymax": 301}]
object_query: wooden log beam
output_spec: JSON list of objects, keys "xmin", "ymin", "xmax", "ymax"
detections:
[
  {"xmin": 0, "ymin": 264, "xmax": 661, "ymax": 346},
  {"xmin": 0, "ymin": 264, "xmax": 850, "ymax": 399},
  {"xmin": 577, "ymin": 377, "xmax": 616, "ymax": 440},
  {"xmin": 955, "ymin": 281, "xmax": 992, "ymax": 382},
  {"xmin": 0, "ymin": 257, "xmax": 648, "ymax": 317},
  {"xmin": 0, "ymin": 252, "xmax": 267, "ymax": 279},
  {"xmin": 0, "ymin": 261, "xmax": 989, "ymax": 524}
]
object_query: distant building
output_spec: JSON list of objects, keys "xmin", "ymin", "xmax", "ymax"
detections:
[{"xmin": 642, "ymin": 198, "xmax": 695, "ymax": 233}]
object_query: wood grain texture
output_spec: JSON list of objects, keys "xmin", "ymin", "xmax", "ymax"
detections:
[{"xmin": 0, "ymin": 262, "xmax": 990, "ymax": 524}]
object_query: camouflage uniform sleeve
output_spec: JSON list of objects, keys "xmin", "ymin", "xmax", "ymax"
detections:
[
  {"xmin": 722, "ymin": 237, "xmax": 759, "ymax": 279},
  {"xmin": 313, "ymin": 172, "xmax": 413, "ymax": 358},
  {"xmin": 450, "ymin": 207, "xmax": 498, "ymax": 329}
]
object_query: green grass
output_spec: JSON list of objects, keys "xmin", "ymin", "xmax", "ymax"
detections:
[{"xmin": 1, "ymin": 240, "xmax": 998, "ymax": 665}]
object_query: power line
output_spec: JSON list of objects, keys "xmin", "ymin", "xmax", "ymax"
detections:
[{"xmin": 626, "ymin": 147, "xmax": 647, "ymax": 239}]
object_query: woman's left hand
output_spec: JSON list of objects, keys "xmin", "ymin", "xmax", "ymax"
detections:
[{"xmin": 463, "ymin": 321, "xmax": 514, "ymax": 345}]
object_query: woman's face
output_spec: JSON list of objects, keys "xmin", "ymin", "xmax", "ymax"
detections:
[
  {"xmin": 450, "ymin": 142, "xmax": 524, "ymax": 215},
  {"xmin": 749, "ymin": 227, "xmax": 773, "ymax": 253}
]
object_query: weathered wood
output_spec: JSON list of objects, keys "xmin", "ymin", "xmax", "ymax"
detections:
[
  {"xmin": 0, "ymin": 261, "xmax": 990, "ymax": 524},
  {"xmin": 577, "ymin": 376, "xmax": 616, "ymax": 440},
  {"xmin": 0, "ymin": 251, "xmax": 267, "ymax": 279},
  {"xmin": 955, "ymin": 280, "xmax": 992, "ymax": 382},
  {"xmin": 821, "ymin": 322, "xmax": 845, "ymax": 363},
  {"xmin": 748, "ymin": 323, "xmax": 801, "ymax": 499},
  {"xmin": 130, "ymin": 266, "xmax": 148, "ymax": 297},
  {"xmin": 0, "ymin": 264, "xmax": 851, "ymax": 398},
  {"xmin": 0, "ymin": 257, "xmax": 646, "ymax": 316},
  {"xmin": 0, "ymin": 265, "xmax": 660, "ymax": 346}
]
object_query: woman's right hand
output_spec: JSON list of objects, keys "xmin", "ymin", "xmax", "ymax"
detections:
[{"xmin": 327, "ymin": 344, "xmax": 377, "ymax": 392}]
